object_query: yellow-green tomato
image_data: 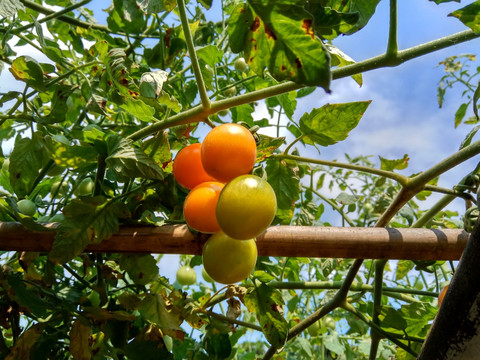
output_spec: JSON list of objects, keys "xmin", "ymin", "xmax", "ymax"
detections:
[
  {"xmin": 216, "ymin": 175, "xmax": 277, "ymax": 240},
  {"xmin": 176, "ymin": 266, "xmax": 197, "ymax": 286},
  {"xmin": 75, "ymin": 178, "xmax": 94, "ymax": 196},
  {"xmin": 234, "ymin": 57, "xmax": 248, "ymax": 72},
  {"xmin": 202, "ymin": 267, "xmax": 214, "ymax": 283},
  {"xmin": 324, "ymin": 316, "xmax": 335, "ymax": 330},
  {"xmin": 202, "ymin": 231, "xmax": 257, "ymax": 284},
  {"xmin": 163, "ymin": 335, "xmax": 173, "ymax": 352},
  {"xmin": 17, "ymin": 199, "xmax": 37, "ymax": 216}
]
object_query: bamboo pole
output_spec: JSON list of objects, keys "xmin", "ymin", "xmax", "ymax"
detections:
[{"xmin": 0, "ymin": 222, "xmax": 469, "ymax": 260}]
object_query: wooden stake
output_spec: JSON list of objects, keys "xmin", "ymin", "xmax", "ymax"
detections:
[{"xmin": 0, "ymin": 222, "xmax": 468, "ymax": 260}]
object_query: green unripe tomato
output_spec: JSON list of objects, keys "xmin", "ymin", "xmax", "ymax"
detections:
[
  {"xmin": 307, "ymin": 320, "xmax": 321, "ymax": 336},
  {"xmin": 324, "ymin": 316, "xmax": 335, "ymax": 330},
  {"xmin": 202, "ymin": 267, "xmax": 214, "ymax": 283},
  {"xmin": 234, "ymin": 57, "xmax": 248, "ymax": 72},
  {"xmin": 223, "ymin": 86, "xmax": 237, "ymax": 97},
  {"xmin": 1, "ymin": 158, "xmax": 9, "ymax": 172},
  {"xmin": 205, "ymin": 64, "xmax": 214, "ymax": 76},
  {"xmin": 17, "ymin": 199, "xmax": 37, "ymax": 216},
  {"xmin": 176, "ymin": 266, "xmax": 197, "ymax": 286},
  {"xmin": 51, "ymin": 181, "xmax": 69, "ymax": 197},
  {"xmin": 75, "ymin": 178, "xmax": 94, "ymax": 196}
]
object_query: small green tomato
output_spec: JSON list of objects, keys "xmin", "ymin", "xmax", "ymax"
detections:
[
  {"xmin": 51, "ymin": 181, "xmax": 69, "ymax": 197},
  {"xmin": 176, "ymin": 266, "xmax": 197, "ymax": 286},
  {"xmin": 75, "ymin": 178, "xmax": 94, "ymax": 196},
  {"xmin": 17, "ymin": 199, "xmax": 37, "ymax": 217},
  {"xmin": 223, "ymin": 86, "xmax": 237, "ymax": 97},
  {"xmin": 234, "ymin": 57, "xmax": 248, "ymax": 72}
]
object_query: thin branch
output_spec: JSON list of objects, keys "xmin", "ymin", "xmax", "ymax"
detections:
[{"xmin": 177, "ymin": 0, "xmax": 211, "ymax": 110}]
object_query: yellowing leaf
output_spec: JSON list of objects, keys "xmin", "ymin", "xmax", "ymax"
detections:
[
  {"xmin": 70, "ymin": 319, "xmax": 91, "ymax": 360},
  {"xmin": 5, "ymin": 324, "xmax": 44, "ymax": 360}
]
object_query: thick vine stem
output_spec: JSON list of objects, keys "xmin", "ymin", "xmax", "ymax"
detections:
[{"xmin": 369, "ymin": 259, "xmax": 388, "ymax": 360}]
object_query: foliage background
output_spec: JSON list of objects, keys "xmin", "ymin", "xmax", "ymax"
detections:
[{"xmin": 0, "ymin": 0, "xmax": 479, "ymax": 359}]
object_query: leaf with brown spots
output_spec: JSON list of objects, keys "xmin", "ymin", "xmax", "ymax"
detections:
[
  {"xmin": 244, "ymin": 283, "xmax": 288, "ymax": 350},
  {"xmin": 228, "ymin": 1, "xmax": 331, "ymax": 89}
]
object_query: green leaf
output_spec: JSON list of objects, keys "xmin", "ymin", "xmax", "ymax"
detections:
[
  {"xmin": 379, "ymin": 154, "xmax": 409, "ymax": 171},
  {"xmin": 204, "ymin": 332, "xmax": 232, "ymax": 359},
  {"xmin": 124, "ymin": 339, "xmax": 174, "ymax": 360},
  {"xmin": 325, "ymin": 44, "xmax": 362, "ymax": 85},
  {"xmin": 119, "ymin": 254, "xmax": 159, "ymax": 285},
  {"xmin": 474, "ymin": 79, "xmax": 480, "ymax": 121},
  {"xmin": 42, "ymin": 84, "xmax": 77, "ymax": 124},
  {"xmin": 120, "ymin": 98, "xmax": 156, "ymax": 122},
  {"xmin": 335, "ymin": 192, "xmax": 358, "ymax": 205},
  {"xmin": 460, "ymin": 124, "xmax": 480, "ymax": 149},
  {"xmin": 454, "ymin": 102, "xmax": 469, "ymax": 128},
  {"xmin": 449, "ymin": 2, "xmax": 480, "ymax": 34},
  {"xmin": 228, "ymin": 2, "xmax": 331, "ymax": 89},
  {"xmin": 379, "ymin": 306, "xmax": 408, "ymax": 331},
  {"xmin": 9, "ymin": 56, "xmax": 46, "ymax": 92},
  {"xmin": 244, "ymin": 284, "xmax": 288, "ymax": 350},
  {"xmin": 49, "ymin": 221, "xmax": 91, "ymax": 264},
  {"xmin": 106, "ymin": 138, "xmax": 164, "ymax": 182},
  {"xmin": 305, "ymin": 4, "xmax": 360, "ymax": 39},
  {"xmin": 324, "ymin": 332, "xmax": 345, "ymax": 355},
  {"xmin": 9, "ymin": 133, "xmax": 49, "ymax": 197},
  {"xmin": 107, "ymin": 0, "xmax": 146, "ymax": 34},
  {"xmin": 266, "ymin": 157, "xmax": 300, "ymax": 224},
  {"xmin": 136, "ymin": 0, "xmax": 176, "ymax": 14},
  {"xmin": 0, "ymin": 0, "xmax": 25, "ymax": 17},
  {"xmin": 7, "ymin": 273, "xmax": 49, "ymax": 317},
  {"xmin": 322, "ymin": 0, "xmax": 382, "ymax": 35},
  {"xmin": 299, "ymin": 101, "xmax": 371, "ymax": 146},
  {"xmin": 196, "ymin": 45, "xmax": 223, "ymax": 68}
]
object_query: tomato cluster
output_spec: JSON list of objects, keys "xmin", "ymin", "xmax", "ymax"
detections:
[{"xmin": 173, "ymin": 123, "xmax": 277, "ymax": 284}]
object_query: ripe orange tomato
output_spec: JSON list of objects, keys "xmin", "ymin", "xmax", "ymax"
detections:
[
  {"xmin": 173, "ymin": 143, "xmax": 217, "ymax": 189},
  {"xmin": 183, "ymin": 181, "xmax": 224, "ymax": 233},
  {"xmin": 438, "ymin": 285, "xmax": 449, "ymax": 307},
  {"xmin": 216, "ymin": 175, "xmax": 277, "ymax": 240},
  {"xmin": 202, "ymin": 231, "xmax": 257, "ymax": 284},
  {"xmin": 201, "ymin": 123, "xmax": 256, "ymax": 183}
]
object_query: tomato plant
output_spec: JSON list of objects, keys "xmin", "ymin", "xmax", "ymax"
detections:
[
  {"xmin": 183, "ymin": 181, "xmax": 224, "ymax": 233},
  {"xmin": 216, "ymin": 174, "xmax": 277, "ymax": 239},
  {"xmin": 0, "ymin": 1, "xmax": 479, "ymax": 359},
  {"xmin": 173, "ymin": 143, "xmax": 217, "ymax": 189},
  {"xmin": 201, "ymin": 123, "xmax": 257, "ymax": 183},
  {"xmin": 202, "ymin": 231, "xmax": 257, "ymax": 284}
]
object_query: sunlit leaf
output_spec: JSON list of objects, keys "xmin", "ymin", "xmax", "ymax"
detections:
[
  {"xmin": 119, "ymin": 254, "xmax": 159, "ymax": 285},
  {"xmin": 9, "ymin": 56, "xmax": 46, "ymax": 92},
  {"xmin": 449, "ymin": 2, "xmax": 480, "ymax": 33},
  {"xmin": 379, "ymin": 154, "xmax": 409, "ymax": 171},
  {"xmin": 299, "ymin": 101, "xmax": 371, "ymax": 146},
  {"xmin": 228, "ymin": 1, "xmax": 331, "ymax": 89},
  {"xmin": 5, "ymin": 324, "xmax": 44, "ymax": 360}
]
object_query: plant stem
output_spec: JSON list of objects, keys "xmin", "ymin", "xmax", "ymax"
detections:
[
  {"xmin": 177, "ymin": 0, "xmax": 211, "ymax": 110},
  {"xmin": 305, "ymin": 185, "xmax": 355, "ymax": 226},
  {"xmin": 386, "ymin": 0, "xmax": 398, "ymax": 59},
  {"xmin": 274, "ymin": 154, "xmax": 407, "ymax": 185},
  {"xmin": 370, "ymin": 259, "xmax": 387, "ymax": 360},
  {"xmin": 13, "ymin": 0, "xmax": 92, "ymax": 34}
]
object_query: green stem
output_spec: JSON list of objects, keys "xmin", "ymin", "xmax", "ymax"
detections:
[
  {"xmin": 275, "ymin": 154, "xmax": 407, "ymax": 185},
  {"xmin": 370, "ymin": 260, "xmax": 387, "ymax": 360},
  {"xmin": 177, "ymin": 0, "xmax": 211, "ymax": 110},
  {"xmin": 201, "ymin": 310, "xmax": 262, "ymax": 332},
  {"xmin": 20, "ymin": 0, "xmax": 110, "ymax": 33},
  {"xmin": 386, "ymin": 0, "xmax": 398, "ymax": 58},
  {"xmin": 266, "ymin": 280, "xmax": 437, "ymax": 297},
  {"xmin": 411, "ymin": 194, "xmax": 455, "ymax": 228},
  {"xmin": 283, "ymin": 134, "xmax": 305, "ymax": 155},
  {"xmin": 13, "ymin": 0, "xmax": 92, "ymax": 34}
]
